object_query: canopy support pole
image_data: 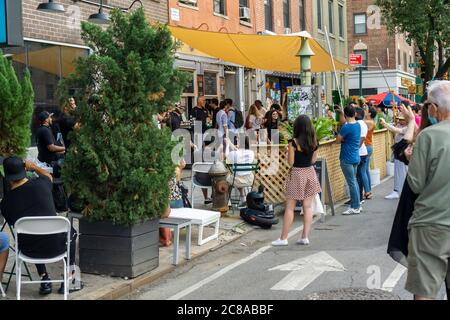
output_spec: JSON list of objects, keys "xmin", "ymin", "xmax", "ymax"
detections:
[{"xmin": 324, "ymin": 26, "xmax": 343, "ymax": 109}]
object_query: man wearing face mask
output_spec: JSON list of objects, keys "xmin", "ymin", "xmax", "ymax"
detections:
[{"xmin": 403, "ymin": 81, "xmax": 450, "ymax": 300}]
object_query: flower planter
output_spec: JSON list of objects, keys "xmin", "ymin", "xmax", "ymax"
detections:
[{"xmin": 79, "ymin": 218, "xmax": 159, "ymax": 278}]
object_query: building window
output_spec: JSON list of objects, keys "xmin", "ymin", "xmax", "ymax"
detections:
[
  {"xmin": 403, "ymin": 52, "xmax": 407, "ymax": 72},
  {"xmin": 398, "ymin": 49, "xmax": 401, "ymax": 68},
  {"xmin": 354, "ymin": 13, "xmax": 366, "ymax": 34},
  {"xmin": 338, "ymin": 4, "xmax": 344, "ymax": 38},
  {"xmin": 299, "ymin": 0, "xmax": 305, "ymax": 30},
  {"xmin": 214, "ymin": 0, "xmax": 226, "ymax": 15},
  {"xmin": 354, "ymin": 49, "xmax": 368, "ymax": 70},
  {"xmin": 328, "ymin": 0, "xmax": 334, "ymax": 34},
  {"xmin": 317, "ymin": 0, "xmax": 322, "ymax": 30},
  {"xmin": 2, "ymin": 41, "xmax": 89, "ymax": 146},
  {"xmin": 239, "ymin": 0, "xmax": 251, "ymax": 22},
  {"xmin": 264, "ymin": 0, "xmax": 273, "ymax": 31},
  {"xmin": 283, "ymin": 0, "xmax": 291, "ymax": 29}
]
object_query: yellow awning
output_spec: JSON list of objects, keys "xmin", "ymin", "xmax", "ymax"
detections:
[{"xmin": 169, "ymin": 26, "xmax": 348, "ymax": 73}]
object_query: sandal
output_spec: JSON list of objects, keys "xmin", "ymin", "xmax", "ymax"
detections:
[{"xmin": 364, "ymin": 192, "xmax": 373, "ymax": 199}]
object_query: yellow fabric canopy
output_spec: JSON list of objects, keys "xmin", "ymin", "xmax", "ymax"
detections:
[{"xmin": 169, "ymin": 26, "xmax": 348, "ymax": 73}]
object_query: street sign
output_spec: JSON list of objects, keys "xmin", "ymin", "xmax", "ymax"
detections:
[
  {"xmin": 408, "ymin": 63, "xmax": 420, "ymax": 68},
  {"xmin": 269, "ymin": 251, "xmax": 345, "ymax": 291},
  {"xmin": 349, "ymin": 54, "xmax": 362, "ymax": 65},
  {"xmin": 0, "ymin": 0, "xmax": 6, "ymax": 44}
]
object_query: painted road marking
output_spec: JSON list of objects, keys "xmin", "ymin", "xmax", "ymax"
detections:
[
  {"xmin": 381, "ymin": 263, "xmax": 407, "ymax": 292},
  {"xmin": 269, "ymin": 251, "xmax": 346, "ymax": 291}
]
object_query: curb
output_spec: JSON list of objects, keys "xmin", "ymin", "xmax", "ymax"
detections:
[{"xmin": 76, "ymin": 221, "xmax": 254, "ymax": 300}]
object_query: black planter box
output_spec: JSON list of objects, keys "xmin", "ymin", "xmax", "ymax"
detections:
[{"xmin": 79, "ymin": 218, "xmax": 159, "ymax": 278}]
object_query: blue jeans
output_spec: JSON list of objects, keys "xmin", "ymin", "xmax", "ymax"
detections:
[
  {"xmin": 357, "ymin": 151, "xmax": 372, "ymax": 198},
  {"xmin": 366, "ymin": 145, "xmax": 373, "ymax": 190},
  {"xmin": 341, "ymin": 161, "xmax": 360, "ymax": 209},
  {"xmin": 0, "ymin": 232, "xmax": 9, "ymax": 253}
]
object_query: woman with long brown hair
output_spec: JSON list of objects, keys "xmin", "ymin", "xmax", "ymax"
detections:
[{"xmin": 272, "ymin": 115, "xmax": 321, "ymax": 246}]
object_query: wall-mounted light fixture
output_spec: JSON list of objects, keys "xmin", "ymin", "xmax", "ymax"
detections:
[
  {"xmin": 37, "ymin": 0, "xmax": 65, "ymax": 13},
  {"xmin": 37, "ymin": 0, "xmax": 144, "ymax": 24}
]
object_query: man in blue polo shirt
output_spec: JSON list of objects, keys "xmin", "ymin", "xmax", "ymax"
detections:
[{"xmin": 337, "ymin": 105, "xmax": 362, "ymax": 214}]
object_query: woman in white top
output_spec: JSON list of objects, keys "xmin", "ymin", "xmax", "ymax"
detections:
[
  {"xmin": 225, "ymin": 136, "xmax": 255, "ymax": 205},
  {"xmin": 246, "ymin": 104, "xmax": 262, "ymax": 131}
]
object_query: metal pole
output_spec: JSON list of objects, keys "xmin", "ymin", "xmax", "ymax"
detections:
[
  {"xmin": 376, "ymin": 57, "xmax": 391, "ymax": 92},
  {"xmin": 324, "ymin": 26, "xmax": 343, "ymax": 109},
  {"xmin": 359, "ymin": 66, "xmax": 363, "ymax": 97}
]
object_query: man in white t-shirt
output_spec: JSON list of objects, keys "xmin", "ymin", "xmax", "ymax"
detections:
[
  {"xmin": 355, "ymin": 108, "xmax": 369, "ymax": 203},
  {"xmin": 225, "ymin": 137, "xmax": 255, "ymax": 205}
]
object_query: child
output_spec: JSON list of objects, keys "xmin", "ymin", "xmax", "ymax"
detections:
[{"xmin": 272, "ymin": 115, "xmax": 321, "ymax": 246}]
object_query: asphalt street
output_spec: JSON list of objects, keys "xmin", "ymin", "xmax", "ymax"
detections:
[{"xmin": 124, "ymin": 178, "xmax": 447, "ymax": 300}]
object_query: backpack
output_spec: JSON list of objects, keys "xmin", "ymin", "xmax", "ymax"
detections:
[{"xmin": 230, "ymin": 108, "xmax": 244, "ymax": 129}]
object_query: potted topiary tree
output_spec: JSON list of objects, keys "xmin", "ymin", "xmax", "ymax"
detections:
[
  {"xmin": 58, "ymin": 9, "xmax": 189, "ymax": 278},
  {"xmin": 0, "ymin": 51, "xmax": 34, "ymax": 196}
]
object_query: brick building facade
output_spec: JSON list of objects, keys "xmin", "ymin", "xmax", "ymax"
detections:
[{"xmin": 346, "ymin": 0, "xmax": 416, "ymax": 99}]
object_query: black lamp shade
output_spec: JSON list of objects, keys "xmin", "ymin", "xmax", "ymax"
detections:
[
  {"xmin": 37, "ymin": 1, "xmax": 65, "ymax": 13},
  {"xmin": 88, "ymin": 10, "xmax": 110, "ymax": 24}
]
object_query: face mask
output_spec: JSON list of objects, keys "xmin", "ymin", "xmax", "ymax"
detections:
[{"xmin": 429, "ymin": 116, "xmax": 438, "ymax": 125}]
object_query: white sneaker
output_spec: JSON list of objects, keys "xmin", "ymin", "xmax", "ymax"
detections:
[
  {"xmin": 296, "ymin": 238, "xmax": 310, "ymax": 245},
  {"xmin": 385, "ymin": 191, "xmax": 399, "ymax": 200},
  {"xmin": 272, "ymin": 239, "xmax": 288, "ymax": 246},
  {"xmin": 342, "ymin": 208, "xmax": 361, "ymax": 215}
]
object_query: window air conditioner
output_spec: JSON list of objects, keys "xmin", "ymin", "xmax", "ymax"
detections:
[
  {"xmin": 239, "ymin": 7, "xmax": 251, "ymax": 20},
  {"xmin": 179, "ymin": 0, "xmax": 197, "ymax": 5}
]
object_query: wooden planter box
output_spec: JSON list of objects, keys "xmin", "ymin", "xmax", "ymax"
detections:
[{"xmin": 79, "ymin": 218, "xmax": 159, "ymax": 278}]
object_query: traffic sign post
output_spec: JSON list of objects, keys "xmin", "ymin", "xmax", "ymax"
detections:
[
  {"xmin": 349, "ymin": 54, "xmax": 363, "ymax": 66},
  {"xmin": 349, "ymin": 54, "xmax": 363, "ymax": 97}
]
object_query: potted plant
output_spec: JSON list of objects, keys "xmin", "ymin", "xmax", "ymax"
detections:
[
  {"xmin": 0, "ymin": 51, "xmax": 34, "ymax": 195},
  {"xmin": 58, "ymin": 9, "xmax": 189, "ymax": 278}
]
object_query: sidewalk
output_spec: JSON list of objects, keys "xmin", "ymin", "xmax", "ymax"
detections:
[{"xmin": 0, "ymin": 170, "xmax": 256, "ymax": 300}]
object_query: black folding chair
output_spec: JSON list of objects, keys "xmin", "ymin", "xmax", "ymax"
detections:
[{"xmin": 1, "ymin": 220, "xmax": 33, "ymax": 292}]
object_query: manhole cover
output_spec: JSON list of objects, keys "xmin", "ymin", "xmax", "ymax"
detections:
[{"xmin": 304, "ymin": 288, "xmax": 400, "ymax": 300}]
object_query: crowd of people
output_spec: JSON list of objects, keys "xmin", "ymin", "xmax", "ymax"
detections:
[
  {"xmin": 2, "ymin": 81, "xmax": 449, "ymax": 300},
  {"xmin": 0, "ymin": 97, "xmax": 81, "ymax": 296}
]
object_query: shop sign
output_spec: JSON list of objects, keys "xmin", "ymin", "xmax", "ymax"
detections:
[
  {"xmin": 0, "ymin": 0, "xmax": 6, "ymax": 44},
  {"xmin": 0, "ymin": 0, "xmax": 23, "ymax": 47},
  {"xmin": 401, "ymin": 77, "xmax": 412, "ymax": 88}
]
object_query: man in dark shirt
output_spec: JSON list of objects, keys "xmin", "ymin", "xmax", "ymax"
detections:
[
  {"xmin": 36, "ymin": 111, "xmax": 66, "ymax": 165},
  {"xmin": 210, "ymin": 98, "xmax": 219, "ymax": 129},
  {"xmin": 0, "ymin": 156, "xmax": 80, "ymax": 295},
  {"xmin": 190, "ymin": 96, "xmax": 208, "ymax": 134}
]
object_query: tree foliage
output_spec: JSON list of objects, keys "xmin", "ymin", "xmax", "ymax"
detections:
[
  {"xmin": 376, "ymin": 0, "xmax": 450, "ymax": 84},
  {"xmin": 58, "ymin": 9, "xmax": 189, "ymax": 225},
  {"xmin": 0, "ymin": 51, "xmax": 34, "ymax": 158}
]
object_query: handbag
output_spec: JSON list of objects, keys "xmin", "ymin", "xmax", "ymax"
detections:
[{"xmin": 312, "ymin": 193, "xmax": 325, "ymax": 215}]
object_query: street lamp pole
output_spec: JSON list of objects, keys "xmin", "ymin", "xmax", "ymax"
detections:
[{"xmin": 297, "ymin": 38, "xmax": 315, "ymax": 86}]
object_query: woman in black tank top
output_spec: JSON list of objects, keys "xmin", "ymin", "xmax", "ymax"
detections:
[{"xmin": 272, "ymin": 115, "xmax": 322, "ymax": 246}]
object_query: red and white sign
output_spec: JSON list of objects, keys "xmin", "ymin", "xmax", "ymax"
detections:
[{"xmin": 349, "ymin": 54, "xmax": 363, "ymax": 65}]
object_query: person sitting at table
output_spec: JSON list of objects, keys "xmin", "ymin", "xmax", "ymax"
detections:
[
  {"xmin": 225, "ymin": 136, "xmax": 255, "ymax": 205},
  {"xmin": 160, "ymin": 159, "xmax": 187, "ymax": 247},
  {"xmin": 0, "ymin": 156, "xmax": 82, "ymax": 295}
]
